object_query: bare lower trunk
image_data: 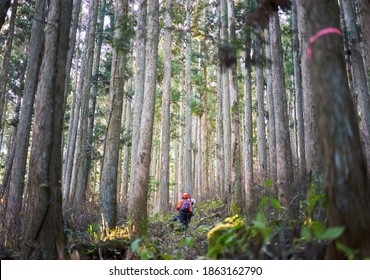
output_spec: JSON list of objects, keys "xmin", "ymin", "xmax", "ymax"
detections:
[
  {"xmin": 292, "ymin": 0, "xmax": 306, "ymax": 179},
  {"xmin": 306, "ymin": 0, "xmax": 370, "ymax": 259},
  {"xmin": 129, "ymin": 0, "xmax": 159, "ymax": 235},
  {"xmin": 128, "ymin": 0, "xmax": 146, "ymax": 213},
  {"xmin": 159, "ymin": 0, "xmax": 172, "ymax": 213},
  {"xmin": 296, "ymin": 0, "xmax": 321, "ymax": 180},
  {"xmin": 358, "ymin": 0, "xmax": 370, "ymax": 83},
  {"xmin": 184, "ymin": 0, "xmax": 193, "ymax": 195},
  {"xmin": 100, "ymin": 0, "xmax": 128, "ymax": 230},
  {"xmin": 0, "ymin": 0, "xmax": 18, "ymax": 132},
  {"xmin": 270, "ymin": 10, "xmax": 293, "ymax": 208},
  {"xmin": 255, "ymin": 27, "xmax": 267, "ymax": 184},
  {"xmin": 265, "ymin": 27, "xmax": 276, "ymax": 187},
  {"xmin": 21, "ymin": 0, "xmax": 72, "ymax": 259},
  {"xmin": 4, "ymin": 0, "xmax": 46, "ymax": 235},
  {"xmin": 244, "ymin": 27, "xmax": 253, "ymax": 209},
  {"xmin": 340, "ymin": 0, "xmax": 370, "ymax": 175},
  {"xmin": 0, "ymin": 0, "xmax": 11, "ymax": 30},
  {"xmin": 220, "ymin": 0, "xmax": 231, "ymax": 201}
]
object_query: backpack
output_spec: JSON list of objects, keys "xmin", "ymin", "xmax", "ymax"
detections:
[{"xmin": 180, "ymin": 198, "xmax": 191, "ymax": 212}]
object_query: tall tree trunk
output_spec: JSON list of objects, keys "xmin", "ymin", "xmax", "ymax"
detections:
[
  {"xmin": 121, "ymin": 83, "xmax": 132, "ymax": 205},
  {"xmin": 20, "ymin": 0, "xmax": 72, "ymax": 259},
  {"xmin": 62, "ymin": 0, "xmax": 82, "ymax": 200},
  {"xmin": 129, "ymin": 0, "xmax": 159, "ymax": 235},
  {"xmin": 100, "ymin": 0, "xmax": 129, "ymax": 230},
  {"xmin": 216, "ymin": 65, "xmax": 225, "ymax": 196},
  {"xmin": 340, "ymin": 0, "xmax": 370, "ymax": 175},
  {"xmin": 159, "ymin": 0, "xmax": 172, "ymax": 214},
  {"xmin": 265, "ymin": 26, "xmax": 277, "ymax": 187},
  {"xmin": 255, "ymin": 27, "xmax": 267, "ymax": 184},
  {"xmin": 73, "ymin": 0, "xmax": 100, "ymax": 206},
  {"xmin": 201, "ymin": 55, "xmax": 210, "ymax": 199},
  {"xmin": 296, "ymin": 0, "xmax": 321, "ymax": 180},
  {"xmin": 216, "ymin": 0, "xmax": 225, "ymax": 197},
  {"xmin": 63, "ymin": 1, "xmax": 92, "ymax": 200},
  {"xmin": 358, "ymin": 0, "xmax": 370, "ymax": 84},
  {"xmin": 305, "ymin": 0, "xmax": 370, "ymax": 259},
  {"xmin": 86, "ymin": 0, "xmax": 107, "ymax": 200},
  {"xmin": 0, "ymin": 0, "xmax": 18, "ymax": 133},
  {"xmin": 128, "ymin": 0, "xmax": 147, "ymax": 213},
  {"xmin": 5, "ymin": 0, "xmax": 46, "ymax": 237},
  {"xmin": 184, "ymin": 0, "xmax": 193, "ymax": 195},
  {"xmin": 270, "ymin": 10, "xmax": 293, "ymax": 208},
  {"xmin": 173, "ymin": 137, "xmax": 179, "ymax": 207},
  {"xmin": 177, "ymin": 86, "xmax": 184, "ymax": 196},
  {"xmin": 0, "ymin": 0, "xmax": 11, "ymax": 30},
  {"xmin": 292, "ymin": 0, "xmax": 306, "ymax": 179},
  {"xmin": 73, "ymin": 0, "xmax": 99, "ymax": 204},
  {"xmin": 227, "ymin": 0, "xmax": 243, "ymax": 214},
  {"xmin": 220, "ymin": 0, "xmax": 231, "ymax": 201},
  {"xmin": 244, "ymin": 26, "xmax": 254, "ymax": 209}
]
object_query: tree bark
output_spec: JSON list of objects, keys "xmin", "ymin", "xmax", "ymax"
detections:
[
  {"xmin": 220, "ymin": 0, "xmax": 231, "ymax": 201},
  {"xmin": 121, "ymin": 83, "xmax": 132, "ymax": 205},
  {"xmin": 128, "ymin": 0, "xmax": 147, "ymax": 213},
  {"xmin": 0, "ymin": 0, "xmax": 11, "ymax": 30},
  {"xmin": 62, "ymin": 0, "xmax": 82, "ymax": 200},
  {"xmin": 358, "ymin": 0, "xmax": 370, "ymax": 84},
  {"xmin": 292, "ymin": 0, "xmax": 306, "ymax": 179},
  {"xmin": 100, "ymin": 0, "xmax": 129, "ymax": 230},
  {"xmin": 265, "ymin": 27, "xmax": 277, "ymax": 187},
  {"xmin": 63, "ymin": 0, "xmax": 92, "ymax": 201},
  {"xmin": 86, "ymin": 0, "xmax": 107, "ymax": 201},
  {"xmin": 216, "ymin": 0, "xmax": 225, "ymax": 197},
  {"xmin": 129, "ymin": 0, "xmax": 159, "ymax": 235},
  {"xmin": 296, "ymin": 0, "xmax": 321, "ymax": 180},
  {"xmin": 340, "ymin": 0, "xmax": 370, "ymax": 175},
  {"xmin": 227, "ymin": 0, "xmax": 243, "ymax": 214},
  {"xmin": 159, "ymin": 0, "xmax": 172, "ymax": 213},
  {"xmin": 270, "ymin": 10, "xmax": 293, "ymax": 208},
  {"xmin": 216, "ymin": 64, "xmax": 225, "ymax": 196},
  {"xmin": 305, "ymin": 0, "xmax": 370, "ymax": 259},
  {"xmin": 0, "ymin": 0, "xmax": 18, "ymax": 132},
  {"xmin": 73, "ymin": 0, "xmax": 100, "ymax": 206},
  {"xmin": 255, "ymin": 27, "xmax": 267, "ymax": 184},
  {"xmin": 244, "ymin": 25, "xmax": 253, "ymax": 210},
  {"xmin": 201, "ymin": 65, "xmax": 210, "ymax": 199},
  {"xmin": 5, "ymin": 0, "xmax": 46, "ymax": 237},
  {"xmin": 21, "ymin": 0, "xmax": 72, "ymax": 259},
  {"xmin": 184, "ymin": 0, "xmax": 193, "ymax": 195}
]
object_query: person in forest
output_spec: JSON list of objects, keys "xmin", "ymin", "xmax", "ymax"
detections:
[{"xmin": 177, "ymin": 193, "xmax": 193, "ymax": 230}]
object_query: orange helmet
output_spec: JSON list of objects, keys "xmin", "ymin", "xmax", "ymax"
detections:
[{"xmin": 182, "ymin": 193, "xmax": 189, "ymax": 199}]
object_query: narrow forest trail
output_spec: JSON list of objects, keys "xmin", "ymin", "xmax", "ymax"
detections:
[
  {"xmin": 70, "ymin": 199, "xmax": 229, "ymax": 260},
  {"xmin": 146, "ymin": 200, "xmax": 229, "ymax": 259},
  {"xmin": 70, "ymin": 198, "xmax": 330, "ymax": 260}
]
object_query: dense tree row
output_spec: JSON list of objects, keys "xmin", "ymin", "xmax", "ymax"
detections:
[{"xmin": 0, "ymin": 0, "xmax": 369, "ymax": 259}]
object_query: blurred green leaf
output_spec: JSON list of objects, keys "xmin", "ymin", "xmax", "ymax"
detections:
[
  {"xmin": 270, "ymin": 198, "xmax": 282, "ymax": 211},
  {"xmin": 253, "ymin": 212, "xmax": 267, "ymax": 230},
  {"xmin": 130, "ymin": 238, "xmax": 142, "ymax": 253},
  {"xmin": 263, "ymin": 179, "xmax": 272, "ymax": 187},
  {"xmin": 300, "ymin": 226, "xmax": 312, "ymax": 240},
  {"xmin": 318, "ymin": 227, "xmax": 345, "ymax": 241},
  {"xmin": 181, "ymin": 237, "xmax": 195, "ymax": 248},
  {"xmin": 258, "ymin": 197, "xmax": 269, "ymax": 209}
]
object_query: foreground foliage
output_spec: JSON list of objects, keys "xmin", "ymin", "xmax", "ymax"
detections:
[{"xmin": 60, "ymin": 189, "xmax": 358, "ymax": 260}]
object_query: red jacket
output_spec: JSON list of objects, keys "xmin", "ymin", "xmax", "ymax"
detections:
[{"xmin": 177, "ymin": 198, "xmax": 193, "ymax": 213}]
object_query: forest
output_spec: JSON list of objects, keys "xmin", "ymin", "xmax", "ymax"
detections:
[{"xmin": 0, "ymin": 0, "xmax": 370, "ymax": 260}]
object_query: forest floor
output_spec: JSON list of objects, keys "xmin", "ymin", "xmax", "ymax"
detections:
[
  {"xmin": 69, "ymin": 196, "xmax": 330, "ymax": 260},
  {"xmin": 0, "ymin": 195, "xmax": 333, "ymax": 260}
]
